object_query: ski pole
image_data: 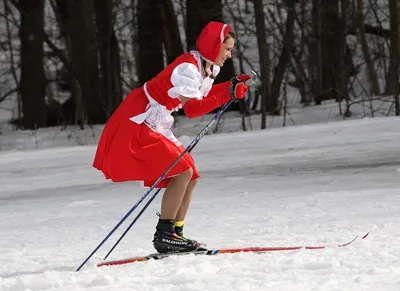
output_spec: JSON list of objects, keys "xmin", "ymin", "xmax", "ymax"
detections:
[
  {"xmin": 101, "ymin": 70, "xmax": 258, "ymax": 260},
  {"xmin": 76, "ymin": 71, "xmax": 257, "ymax": 271},
  {"xmin": 102, "ymin": 188, "xmax": 161, "ymax": 260},
  {"xmin": 76, "ymin": 100, "xmax": 233, "ymax": 271},
  {"xmin": 102, "ymin": 133, "xmax": 203, "ymax": 261}
]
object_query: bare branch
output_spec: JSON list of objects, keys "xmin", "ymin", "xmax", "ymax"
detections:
[{"xmin": 0, "ymin": 88, "xmax": 18, "ymax": 103}]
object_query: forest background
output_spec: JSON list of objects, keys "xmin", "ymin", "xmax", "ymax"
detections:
[{"xmin": 0, "ymin": 0, "xmax": 398, "ymax": 133}]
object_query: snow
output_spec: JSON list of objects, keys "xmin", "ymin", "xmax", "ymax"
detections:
[
  {"xmin": 1, "ymin": 114, "xmax": 400, "ymax": 291},
  {"xmin": 0, "ymin": 1, "xmax": 398, "ymax": 288}
]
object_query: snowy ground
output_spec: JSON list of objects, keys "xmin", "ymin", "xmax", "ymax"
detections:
[
  {"xmin": 0, "ymin": 95, "xmax": 397, "ymax": 152},
  {"xmin": 1, "ymin": 116, "xmax": 400, "ymax": 291}
]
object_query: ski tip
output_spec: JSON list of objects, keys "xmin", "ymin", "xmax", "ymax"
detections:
[
  {"xmin": 362, "ymin": 232, "xmax": 369, "ymax": 239},
  {"xmin": 339, "ymin": 235, "xmax": 358, "ymax": 247}
]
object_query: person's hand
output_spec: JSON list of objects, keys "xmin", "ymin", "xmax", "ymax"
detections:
[
  {"xmin": 231, "ymin": 74, "xmax": 252, "ymax": 84},
  {"xmin": 229, "ymin": 82, "xmax": 248, "ymax": 100}
]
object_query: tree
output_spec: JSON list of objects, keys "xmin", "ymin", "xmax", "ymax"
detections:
[
  {"xmin": 319, "ymin": 0, "xmax": 342, "ymax": 103},
  {"xmin": 389, "ymin": 0, "xmax": 400, "ymax": 115},
  {"xmin": 159, "ymin": 0, "xmax": 184, "ymax": 64},
  {"xmin": 270, "ymin": 0, "xmax": 296, "ymax": 115},
  {"xmin": 95, "ymin": 0, "xmax": 123, "ymax": 118},
  {"xmin": 137, "ymin": 0, "xmax": 164, "ymax": 85},
  {"xmin": 357, "ymin": 0, "xmax": 380, "ymax": 96},
  {"xmin": 310, "ymin": 0, "xmax": 322, "ymax": 104},
  {"xmin": 54, "ymin": 0, "xmax": 104, "ymax": 125},
  {"xmin": 19, "ymin": 0, "xmax": 46, "ymax": 129},
  {"xmin": 253, "ymin": 0, "xmax": 271, "ymax": 129}
]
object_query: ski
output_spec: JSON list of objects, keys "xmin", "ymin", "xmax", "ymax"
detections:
[{"xmin": 97, "ymin": 232, "xmax": 369, "ymax": 267}]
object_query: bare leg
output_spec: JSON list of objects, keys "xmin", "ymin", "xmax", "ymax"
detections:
[
  {"xmin": 154, "ymin": 169, "xmax": 200, "ymax": 253},
  {"xmin": 175, "ymin": 178, "xmax": 198, "ymax": 221},
  {"xmin": 160, "ymin": 168, "xmax": 193, "ymax": 220}
]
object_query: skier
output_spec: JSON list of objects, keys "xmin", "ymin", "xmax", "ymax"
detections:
[{"xmin": 93, "ymin": 21, "xmax": 252, "ymax": 253}]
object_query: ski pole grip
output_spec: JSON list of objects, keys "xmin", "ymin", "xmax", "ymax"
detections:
[{"xmin": 244, "ymin": 70, "xmax": 258, "ymax": 87}]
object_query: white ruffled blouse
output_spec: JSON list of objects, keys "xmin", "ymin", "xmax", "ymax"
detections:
[{"xmin": 129, "ymin": 50, "xmax": 220, "ymax": 146}]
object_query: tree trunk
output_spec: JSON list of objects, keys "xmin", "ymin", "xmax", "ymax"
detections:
[
  {"xmin": 389, "ymin": 0, "xmax": 400, "ymax": 115},
  {"xmin": 311, "ymin": 0, "xmax": 323, "ymax": 104},
  {"xmin": 270, "ymin": 0, "xmax": 296, "ymax": 115},
  {"xmin": 4, "ymin": 0, "xmax": 21, "ymax": 120},
  {"xmin": 186, "ymin": 0, "xmax": 223, "ymax": 51},
  {"xmin": 56, "ymin": 0, "xmax": 104, "ymax": 125},
  {"xmin": 19, "ymin": 0, "xmax": 46, "ymax": 129},
  {"xmin": 357, "ymin": 0, "xmax": 380, "ymax": 96},
  {"xmin": 319, "ymin": 0, "xmax": 342, "ymax": 103},
  {"xmin": 294, "ymin": 0, "xmax": 311, "ymax": 105},
  {"xmin": 129, "ymin": 0, "xmax": 140, "ymax": 88},
  {"xmin": 159, "ymin": 0, "xmax": 184, "ymax": 64},
  {"xmin": 253, "ymin": 0, "xmax": 271, "ymax": 129},
  {"xmin": 95, "ymin": 0, "xmax": 123, "ymax": 118},
  {"xmin": 137, "ymin": 0, "xmax": 164, "ymax": 85},
  {"xmin": 51, "ymin": 0, "xmax": 83, "ymax": 127},
  {"xmin": 339, "ymin": 0, "xmax": 351, "ymax": 116}
]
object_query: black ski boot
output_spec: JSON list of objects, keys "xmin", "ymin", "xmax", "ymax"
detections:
[
  {"xmin": 175, "ymin": 223, "xmax": 207, "ymax": 249},
  {"xmin": 174, "ymin": 224, "xmax": 184, "ymax": 237},
  {"xmin": 152, "ymin": 219, "xmax": 200, "ymax": 254}
]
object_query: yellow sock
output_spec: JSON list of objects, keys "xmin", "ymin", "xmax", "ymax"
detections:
[{"xmin": 174, "ymin": 220, "xmax": 184, "ymax": 227}]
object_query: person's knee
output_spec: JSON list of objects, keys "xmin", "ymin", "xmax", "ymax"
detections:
[
  {"xmin": 188, "ymin": 178, "xmax": 198, "ymax": 188},
  {"xmin": 183, "ymin": 167, "xmax": 193, "ymax": 178},
  {"xmin": 173, "ymin": 167, "xmax": 193, "ymax": 182}
]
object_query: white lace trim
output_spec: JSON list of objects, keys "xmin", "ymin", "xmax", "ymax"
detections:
[
  {"xmin": 129, "ymin": 51, "xmax": 222, "ymax": 147},
  {"xmin": 220, "ymin": 24, "xmax": 228, "ymax": 44},
  {"xmin": 190, "ymin": 50, "xmax": 221, "ymax": 77},
  {"xmin": 129, "ymin": 83, "xmax": 182, "ymax": 146}
]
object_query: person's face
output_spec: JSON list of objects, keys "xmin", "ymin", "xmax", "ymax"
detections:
[{"xmin": 214, "ymin": 37, "xmax": 235, "ymax": 66}]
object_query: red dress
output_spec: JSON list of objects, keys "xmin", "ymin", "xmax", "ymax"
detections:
[{"xmin": 93, "ymin": 51, "xmax": 232, "ymax": 188}]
